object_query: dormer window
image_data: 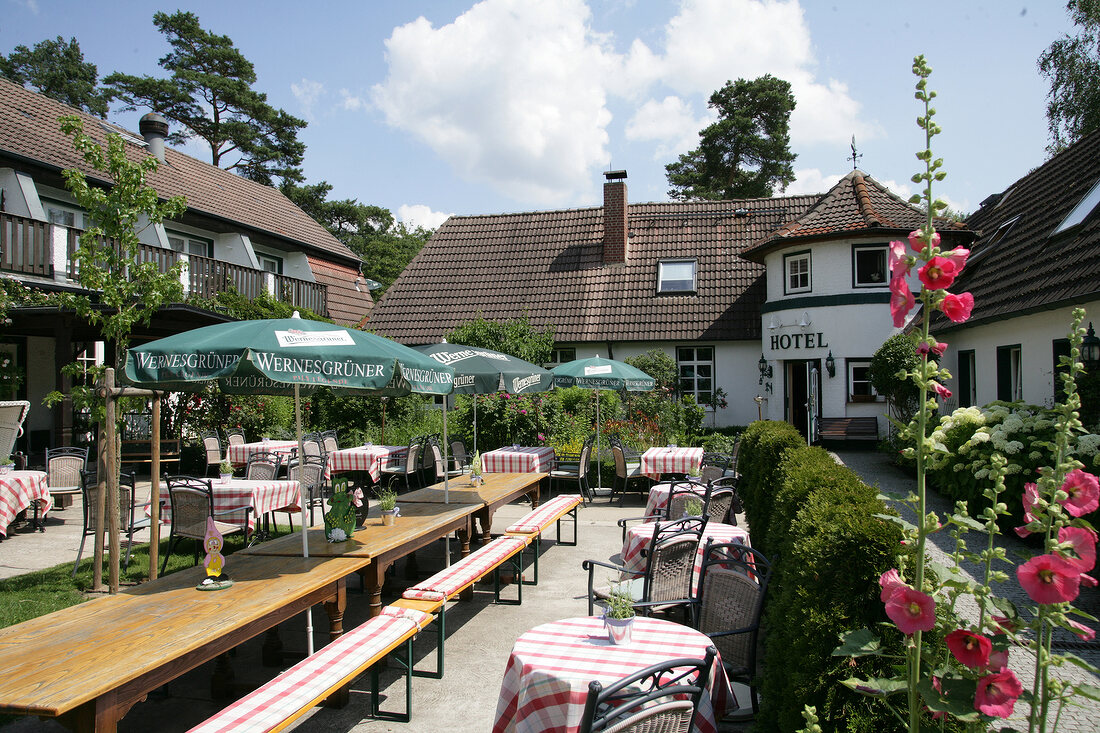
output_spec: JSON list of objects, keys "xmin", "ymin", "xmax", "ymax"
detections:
[
  {"xmin": 784, "ymin": 251, "xmax": 811, "ymax": 294},
  {"xmin": 852, "ymin": 244, "xmax": 887, "ymax": 287},
  {"xmin": 657, "ymin": 259, "xmax": 696, "ymax": 293},
  {"xmin": 1052, "ymin": 176, "xmax": 1100, "ymax": 235}
]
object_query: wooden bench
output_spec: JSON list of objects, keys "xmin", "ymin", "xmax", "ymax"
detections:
[
  {"xmin": 388, "ymin": 535, "xmax": 530, "ymax": 678},
  {"xmin": 817, "ymin": 417, "xmax": 879, "ymax": 443},
  {"xmin": 187, "ymin": 607, "xmax": 433, "ymax": 732},
  {"xmin": 119, "ymin": 438, "xmax": 182, "ymax": 472},
  {"xmin": 504, "ymin": 493, "xmax": 584, "ymax": 585}
]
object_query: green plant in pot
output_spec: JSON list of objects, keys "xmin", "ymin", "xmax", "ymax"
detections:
[
  {"xmin": 218, "ymin": 459, "xmax": 233, "ymax": 483},
  {"xmin": 376, "ymin": 486, "xmax": 399, "ymax": 526},
  {"xmin": 0, "ymin": 455, "xmax": 13, "ymax": 474},
  {"xmin": 602, "ymin": 583, "xmax": 636, "ymax": 645}
]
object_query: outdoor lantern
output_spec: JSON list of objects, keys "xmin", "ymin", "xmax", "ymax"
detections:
[
  {"xmin": 758, "ymin": 354, "xmax": 773, "ymax": 384},
  {"xmin": 825, "ymin": 351, "xmax": 836, "ymax": 378},
  {"xmin": 1083, "ymin": 322, "xmax": 1100, "ymax": 369}
]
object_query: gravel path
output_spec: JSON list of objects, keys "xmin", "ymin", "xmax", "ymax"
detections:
[{"xmin": 834, "ymin": 450, "xmax": 1100, "ymax": 732}]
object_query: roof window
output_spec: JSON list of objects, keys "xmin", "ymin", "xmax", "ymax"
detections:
[
  {"xmin": 657, "ymin": 259, "xmax": 696, "ymax": 293},
  {"xmin": 1052, "ymin": 176, "xmax": 1100, "ymax": 236}
]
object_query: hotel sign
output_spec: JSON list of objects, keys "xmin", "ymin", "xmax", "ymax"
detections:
[{"xmin": 769, "ymin": 332, "xmax": 829, "ymax": 350}]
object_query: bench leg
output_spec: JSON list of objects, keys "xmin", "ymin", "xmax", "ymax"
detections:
[
  {"xmin": 517, "ymin": 535, "xmax": 540, "ymax": 586},
  {"xmin": 371, "ymin": 637, "xmax": 414, "ymax": 722},
  {"xmin": 556, "ymin": 506, "xmax": 579, "ymax": 546},
  {"xmin": 411, "ymin": 607, "xmax": 445, "ymax": 680},
  {"xmin": 493, "ymin": 554, "xmax": 523, "ymax": 606}
]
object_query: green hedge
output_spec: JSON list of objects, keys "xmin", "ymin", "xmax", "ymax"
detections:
[{"xmin": 738, "ymin": 423, "xmax": 907, "ymax": 731}]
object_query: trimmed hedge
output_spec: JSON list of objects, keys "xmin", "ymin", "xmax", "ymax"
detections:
[{"xmin": 738, "ymin": 422, "xmax": 907, "ymax": 732}]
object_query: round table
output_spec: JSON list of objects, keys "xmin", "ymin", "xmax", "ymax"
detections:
[
  {"xmin": 643, "ymin": 481, "xmax": 709, "ymax": 519},
  {"xmin": 621, "ymin": 521, "xmax": 751, "ymax": 595},
  {"xmin": 0, "ymin": 470, "xmax": 50, "ymax": 536},
  {"xmin": 492, "ymin": 615, "xmax": 735, "ymax": 733}
]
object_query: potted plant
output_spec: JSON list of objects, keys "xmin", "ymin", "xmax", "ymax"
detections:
[
  {"xmin": 376, "ymin": 486, "xmax": 399, "ymax": 526},
  {"xmin": 218, "ymin": 459, "xmax": 233, "ymax": 484},
  {"xmin": 469, "ymin": 451, "xmax": 483, "ymax": 486},
  {"xmin": 0, "ymin": 456, "xmax": 13, "ymax": 474},
  {"xmin": 602, "ymin": 583, "xmax": 636, "ymax": 645}
]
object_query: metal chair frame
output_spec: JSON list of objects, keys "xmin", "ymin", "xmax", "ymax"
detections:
[{"xmin": 161, "ymin": 476, "xmax": 250, "ymax": 574}]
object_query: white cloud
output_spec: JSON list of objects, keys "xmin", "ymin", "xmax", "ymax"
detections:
[
  {"xmin": 339, "ymin": 89, "xmax": 368, "ymax": 112},
  {"xmin": 786, "ymin": 168, "xmax": 842, "ymax": 196},
  {"xmin": 625, "ymin": 96, "xmax": 709, "ymax": 161},
  {"xmin": 291, "ymin": 78, "xmax": 326, "ymax": 121},
  {"xmin": 398, "ymin": 204, "xmax": 452, "ymax": 230},
  {"xmin": 16, "ymin": 0, "xmax": 38, "ymax": 14}
]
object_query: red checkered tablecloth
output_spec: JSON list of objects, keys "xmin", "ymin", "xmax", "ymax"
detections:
[
  {"xmin": 482, "ymin": 446, "xmax": 556, "ymax": 473},
  {"xmin": 492, "ymin": 615, "xmax": 734, "ymax": 733},
  {"xmin": 227, "ymin": 440, "xmax": 299, "ymax": 466},
  {"xmin": 159, "ymin": 479, "xmax": 301, "ymax": 532},
  {"xmin": 325, "ymin": 445, "xmax": 407, "ymax": 483},
  {"xmin": 0, "ymin": 471, "xmax": 50, "ymax": 537},
  {"xmin": 640, "ymin": 447, "xmax": 704, "ymax": 480},
  {"xmin": 621, "ymin": 521, "xmax": 751, "ymax": 596},
  {"xmin": 643, "ymin": 481, "xmax": 709, "ymax": 519}
]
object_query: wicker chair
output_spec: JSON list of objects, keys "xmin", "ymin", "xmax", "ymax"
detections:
[
  {"xmin": 245, "ymin": 451, "xmax": 282, "ymax": 482},
  {"xmin": 609, "ymin": 436, "xmax": 648, "ymax": 506},
  {"xmin": 704, "ymin": 487, "xmax": 736, "ymax": 525},
  {"xmin": 72, "ymin": 470, "xmax": 149, "ymax": 576},
  {"xmin": 427, "ymin": 435, "xmax": 463, "ymax": 481},
  {"xmin": 202, "ymin": 431, "xmax": 224, "ymax": 477},
  {"xmin": 0, "ymin": 400, "xmax": 29, "ymax": 464},
  {"xmin": 161, "ymin": 476, "xmax": 250, "ymax": 574},
  {"xmin": 616, "ymin": 481, "xmax": 707, "ymax": 542},
  {"xmin": 380, "ymin": 440, "xmax": 422, "ymax": 492},
  {"xmin": 450, "ymin": 439, "xmax": 470, "ymax": 472},
  {"xmin": 692, "ymin": 541, "xmax": 772, "ymax": 715},
  {"xmin": 584, "ymin": 516, "xmax": 704, "ymax": 619},
  {"xmin": 706, "ymin": 476, "xmax": 743, "ymax": 525},
  {"xmin": 320, "ymin": 429, "xmax": 339, "ymax": 454},
  {"xmin": 699, "ymin": 452, "xmax": 728, "ymax": 484},
  {"xmin": 550, "ymin": 433, "xmax": 594, "ymax": 503},
  {"xmin": 284, "ymin": 454, "xmax": 328, "ymax": 526},
  {"xmin": 226, "ymin": 428, "xmax": 247, "ymax": 447},
  {"xmin": 578, "ymin": 647, "xmax": 717, "ymax": 733},
  {"xmin": 46, "ymin": 445, "xmax": 89, "ymax": 511}
]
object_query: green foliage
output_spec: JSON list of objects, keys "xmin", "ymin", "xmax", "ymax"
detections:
[
  {"xmin": 624, "ymin": 350, "xmax": 676, "ymax": 392},
  {"xmin": 446, "ymin": 314, "xmax": 555, "ymax": 365},
  {"xmin": 869, "ymin": 333, "xmax": 920, "ymax": 415},
  {"xmin": 604, "ymin": 584, "xmax": 635, "ymax": 619},
  {"xmin": 104, "ymin": 10, "xmax": 306, "ymax": 186},
  {"xmin": 736, "ymin": 420, "xmax": 805, "ymax": 553},
  {"xmin": 375, "ymin": 485, "xmax": 398, "ymax": 511},
  {"xmin": 0, "ymin": 36, "xmax": 108, "ymax": 116},
  {"xmin": 358, "ymin": 222, "xmax": 432, "ymax": 298},
  {"xmin": 665, "ymin": 74, "xmax": 797, "ymax": 200},
  {"xmin": 200, "ymin": 287, "xmax": 330, "ymax": 323},
  {"xmin": 747, "ymin": 445, "xmax": 906, "ymax": 732},
  {"xmin": 1039, "ymin": 0, "xmax": 1100, "ymax": 151}
]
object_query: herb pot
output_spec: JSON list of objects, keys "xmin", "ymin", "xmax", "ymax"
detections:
[
  {"xmin": 604, "ymin": 615, "xmax": 635, "ymax": 645},
  {"xmin": 380, "ymin": 508, "xmax": 398, "ymax": 526}
]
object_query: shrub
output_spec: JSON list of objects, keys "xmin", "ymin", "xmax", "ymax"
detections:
[{"xmin": 736, "ymin": 420, "xmax": 805, "ymax": 555}]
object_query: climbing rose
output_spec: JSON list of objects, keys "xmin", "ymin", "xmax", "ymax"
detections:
[
  {"xmin": 890, "ymin": 276, "xmax": 915, "ymax": 327},
  {"xmin": 1058, "ymin": 469, "xmax": 1099, "ymax": 517},
  {"xmin": 940, "ymin": 292, "xmax": 974, "ymax": 323},
  {"xmin": 908, "ymin": 229, "xmax": 940, "ymax": 252},
  {"xmin": 1058, "ymin": 525, "xmax": 1097, "ymax": 572},
  {"xmin": 945, "ymin": 629, "xmax": 991, "ymax": 668},
  {"xmin": 919, "ymin": 256, "xmax": 960, "ymax": 290},
  {"xmin": 1014, "ymin": 483, "xmax": 1041, "ymax": 538},
  {"xmin": 884, "ymin": 585, "xmax": 936, "ymax": 634},
  {"xmin": 879, "ymin": 569, "xmax": 904, "ymax": 602},
  {"xmin": 1017, "ymin": 553, "xmax": 1081, "ymax": 604},
  {"xmin": 974, "ymin": 670, "xmax": 1023, "ymax": 718},
  {"xmin": 888, "ymin": 240, "xmax": 909, "ymax": 278}
]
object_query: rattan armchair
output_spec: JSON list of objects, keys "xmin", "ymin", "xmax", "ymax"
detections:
[
  {"xmin": 550, "ymin": 433, "xmax": 594, "ymax": 502},
  {"xmin": 72, "ymin": 470, "xmax": 149, "ymax": 576},
  {"xmin": 46, "ymin": 445, "xmax": 88, "ymax": 511},
  {"xmin": 161, "ymin": 476, "xmax": 250, "ymax": 574}
]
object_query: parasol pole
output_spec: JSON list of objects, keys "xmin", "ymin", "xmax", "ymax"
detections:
[
  {"xmin": 294, "ymin": 383, "xmax": 314, "ymax": 656},
  {"xmin": 442, "ymin": 393, "xmax": 452, "ymax": 566},
  {"xmin": 595, "ymin": 387, "xmax": 602, "ymax": 492},
  {"xmin": 473, "ymin": 397, "xmax": 478, "ymax": 456}
]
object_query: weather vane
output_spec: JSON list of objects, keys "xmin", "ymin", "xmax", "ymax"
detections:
[{"xmin": 848, "ymin": 135, "xmax": 863, "ymax": 170}]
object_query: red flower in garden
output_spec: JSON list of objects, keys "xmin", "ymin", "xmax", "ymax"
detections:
[
  {"xmin": 918, "ymin": 256, "xmax": 960, "ymax": 290},
  {"xmin": 878, "ymin": 569, "xmax": 904, "ymax": 601},
  {"xmin": 1017, "ymin": 553, "xmax": 1081, "ymax": 604},
  {"xmin": 940, "ymin": 247, "xmax": 969, "ymax": 272},
  {"xmin": 884, "ymin": 585, "xmax": 936, "ymax": 634},
  {"xmin": 1014, "ymin": 482, "xmax": 1041, "ymax": 538},
  {"xmin": 889, "ymin": 276, "xmax": 915, "ymax": 328},
  {"xmin": 974, "ymin": 670, "xmax": 1023, "ymax": 718},
  {"xmin": 1066, "ymin": 617, "xmax": 1096, "ymax": 641},
  {"xmin": 930, "ymin": 382, "xmax": 951, "ymax": 400},
  {"xmin": 888, "ymin": 240, "xmax": 910, "ymax": 278},
  {"xmin": 917, "ymin": 339, "xmax": 946, "ymax": 357},
  {"xmin": 945, "ymin": 629, "xmax": 991, "ymax": 668},
  {"xmin": 940, "ymin": 292, "xmax": 974, "ymax": 323},
  {"xmin": 1058, "ymin": 525, "xmax": 1097, "ymax": 573},
  {"xmin": 908, "ymin": 229, "xmax": 940, "ymax": 253},
  {"xmin": 1058, "ymin": 469, "xmax": 1099, "ymax": 517},
  {"xmin": 984, "ymin": 648, "xmax": 1009, "ymax": 673}
]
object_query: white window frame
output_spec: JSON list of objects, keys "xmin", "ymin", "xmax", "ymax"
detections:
[
  {"xmin": 166, "ymin": 230, "xmax": 212, "ymax": 258},
  {"xmin": 784, "ymin": 251, "xmax": 811, "ymax": 294},
  {"xmin": 1053, "ymin": 177, "xmax": 1100, "ymax": 235},
  {"xmin": 256, "ymin": 252, "xmax": 283, "ymax": 274},
  {"xmin": 546, "ymin": 347, "xmax": 576, "ymax": 367},
  {"xmin": 852, "ymin": 244, "xmax": 888, "ymax": 287},
  {"xmin": 657, "ymin": 259, "xmax": 697, "ymax": 293},
  {"xmin": 677, "ymin": 346, "xmax": 714, "ymax": 409},
  {"xmin": 846, "ymin": 359, "xmax": 878, "ymax": 402}
]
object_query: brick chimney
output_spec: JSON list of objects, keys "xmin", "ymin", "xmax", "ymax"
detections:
[{"xmin": 603, "ymin": 170, "xmax": 628, "ymax": 264}]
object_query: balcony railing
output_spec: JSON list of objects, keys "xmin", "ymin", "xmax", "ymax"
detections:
[{"xmin": 0, "ymin": 212, "xmax": 327, "ymax": 316}]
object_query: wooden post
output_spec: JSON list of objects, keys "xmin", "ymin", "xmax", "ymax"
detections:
[
  {"xmin": 105, "ymin": 368, "xmax": 120, "ymax": 594},
  {"xmin": 92, "ymin": 384, "xmax": 106, "ymax": 592},
  {"xmin": 149, "ymin": 396, "xmax": 161, "ymax": 580}
]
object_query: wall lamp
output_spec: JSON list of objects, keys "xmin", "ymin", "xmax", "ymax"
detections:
[
  {"xmin": 1083, "ymin": 322, "xmax": 1100, "ymax": 370},
  {"xmin": 825, "ymin": 350, "xmax": 836, "ymax": 378},
  {"xmin": 758, "ymin": 354, "xmax": 773, "ymax": 384}
]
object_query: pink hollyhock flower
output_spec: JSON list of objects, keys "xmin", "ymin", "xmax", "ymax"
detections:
[
  {"xmin": 990, "ymin": 616, "xmax": 1020, "ymax": 635},
  {"xmin": 878, "ymin": 568, "xmax": 904, "ymax": 602},
  {"xmin": 940, "ymin": 247, "xmax": 970, "ymax": 272},
  {"xmin": 919, "ymin": 256, "xmax": 960, "ymax": 290},
  {"xmin": 1017, "ymin": 553, "xmax": 1081, "ymax": 604},
  {"xmin": 940, "ymin": 292, "xmax": 974, "ymax": 323},
  {"xmin": 1058, "ymin": 526, "xmax": 1097, "ymax": 572},
  {"xmin": 890, "ymin": 276, "xmax": 915, "ymax": 327},
  {"xmin": 1066, "ymin": 617, "xmax": 1096, "ymax": 641},
  {"xmin": 985, "ymin": 648, "xmax": 1009, "ymax": 673},
  {"xmin": 888, "ymin": 240, "xmax": 909, "ymax": 278},
  {"xmin": 884, "ymin": 586, "xmax": 936, "ymax": 634},
  {"xmin": 929, "ymin": 676, "xmax": 946, "ymax": 721},
  {"xmin": 1058, "ymin": 469, "xmax": 1099, "ymax": 517},
  {"xmin": 1081, "ymin": 573, "xmax": 1097, "ymax": 587},
  {"xmin": 1014, "ymin": 482, "xmax": 1041, "ymax": 538},
  {"xmin": 974, "ymin": 670, "xmax": 1023, "ymax": 718},
  {"xmin": 945, "ymin": 629, "xmax": 992, "ymax": 668},
  {"xmin": 930, "ymin": 381, "xmax": 952, "ymax": 400},
  {"xmin": 908, "ymin": 229, "xmax": 941, "ymax": 252},
  {"xmin": 916, "ymin": 339, "xmax": 946, "ymax": 357}
]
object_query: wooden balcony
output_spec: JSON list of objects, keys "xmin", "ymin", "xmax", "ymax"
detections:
[{"xmin": 0, "ymin": 213, "xmax": 327, "ymax": 316}]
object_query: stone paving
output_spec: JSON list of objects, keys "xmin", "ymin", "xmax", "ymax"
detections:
[{"xmin": 835, "ymin": 450, "xmax": 1100, "ymax": 732}]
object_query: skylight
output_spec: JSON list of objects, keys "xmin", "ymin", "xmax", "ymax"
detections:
[
  {"xmin": 1052, "ymin": 176, "xmax": 1100, "ymax": 235},
  {"xmin": 97, "ymin": 120, "xmax": 147, "ymax": 148}
]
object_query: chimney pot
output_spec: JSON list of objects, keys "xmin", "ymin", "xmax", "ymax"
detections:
[
  {"xmin": 139, "ymin": 112, "xmax": 169, "ymax": 163},
  {"xmin": 603, "ymin": 170, "xmax": 628, "ymax": 264}
]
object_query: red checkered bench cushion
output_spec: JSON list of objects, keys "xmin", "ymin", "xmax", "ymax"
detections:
[
  {"xmin": 187, "ymin": 610, "xmax": 430, "ymax": 733},
  {"xmin": 402, "ymin": 536, "xmax": 529, "ymax": 602},
  {"xmin": 505, "ymin": 494, "xmax": 583, "ymax": 534}
]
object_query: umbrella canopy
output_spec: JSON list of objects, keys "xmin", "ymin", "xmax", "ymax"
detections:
[
  {"xmin": 551, "ymin": 356, "xmax": 655, "ymax": 492},
  {"xmin": 413, "ymin": 343, "xmax": 553, "ymax": 395}
]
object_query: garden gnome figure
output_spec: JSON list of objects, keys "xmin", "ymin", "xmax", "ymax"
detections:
[{"xmin": 197, "ymin": 516, "xmax": 233, "ymax": 590}]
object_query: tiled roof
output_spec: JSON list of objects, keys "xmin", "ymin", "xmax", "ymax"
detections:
[
  {"xmin": 935, "ymin": 128, "xmax": 1100, "ymax": 331},
  {"xmin": 0, "ymin": 78, "xmax": 358, "ymax": 265},
  {"xmin": 368, "ymin": 195, "xmax": 818, "ymax": 344},
  {"xmin": 741, "ymin": 169, "xmax": 968, "ymax": 262}
]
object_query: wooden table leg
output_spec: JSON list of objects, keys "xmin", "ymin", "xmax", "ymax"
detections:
[
  {"xmin": 323, "ymin": 580, "xmax": 347, "ymax": 640},
  {"xmin": 475, "ymin": 508, "xmax": 491, "ymax": 544},
  {"xmin": 365, "ymin": 561, "xmax": 388, "ymax": 617}
]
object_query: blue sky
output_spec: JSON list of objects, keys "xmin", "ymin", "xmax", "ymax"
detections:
[{"xmin": 0, "ymin": 1, "xmax": 1074, "ymax": 230}]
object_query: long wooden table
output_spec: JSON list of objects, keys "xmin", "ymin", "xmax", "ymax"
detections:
[
  {"xmin": 0, "ymin": 553, "xmax": 367, "ymax": 732},
  {"xmin": 241, "ymin": 501, "xmax": 480, "ymax": 617},
  {"xmin": 399, "ymin": 471, "xmax": 546, "ymax": 543}
]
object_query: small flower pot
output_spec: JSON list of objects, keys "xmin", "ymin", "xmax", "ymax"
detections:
[
  {"xmin": 470, "ymin": 475, "xmax": 483, "ymax": 487},
  {"xmin": 380, "ymin": 509, "xmax": 398, "ymax": 526},
  {"xmin": 604, "ymin": 615, "xmax": 635, "ymax": 645},
  {"xmin": 220, "ymin": 473, "xmax": 232, "ymax": 485},
  {"xmin": 0, "ymin": 465, "xmax": 12, "ymax": 475}
]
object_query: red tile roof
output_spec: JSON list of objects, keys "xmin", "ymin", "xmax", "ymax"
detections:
[{"xmin": 368, "ymin": 196, "xmax": 818, "ymax": 344}]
